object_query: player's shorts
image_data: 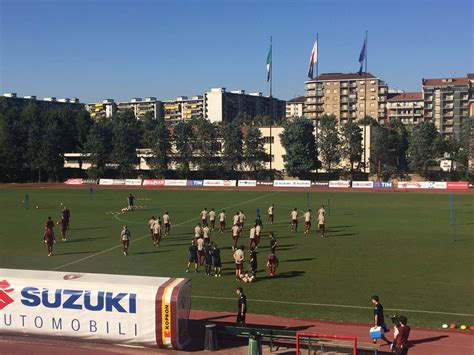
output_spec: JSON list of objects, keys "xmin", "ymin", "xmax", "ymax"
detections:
[
  {"xmin": 164, "ymin": 223, "xmax": 170, "ymax": 228},
  {"xmin": 220, "ymin": 221, "xmax": 225, "ymax": 228},
  {"xmin": 189, "ymin": 254, "xmax": 197, "ymax": 263},
  {"xmin": 235, "ymin": 263, "xmax": 242, "ymax": 270},
  {"xmin": 305, "ymin": 221, "xmax": 311, "ymax": 228},
  {"xmin": 213, "ymin": 260, "xmax": 221, "ymax": 267},
  {"xmin": 318, "ymin": 223, "xmax": 325, "ymax": 229},
  {"xmin": 149, "ymin": 229, "xmax": 154, "ymax": 235},
  {"xmin": 122, "ymin": 240, "xmax": 129, "ymax": 248},
  {"xmin": 292, "ymin": 219, "xmax": 298, "ymax": 224},
  {"xmin": 201, "ymin": 219, "xmax": 207, "ymax": 225},
  {"xmin": 232, "ymin": 235, "xmax": 239, "ymax": 239},
  {"xmin": 210, "ymin": 219, "xmax": 215, "ymax": 224},
  {"xmin": 154, "ymin": 233, "xmax": 161, "ymax": 240}
]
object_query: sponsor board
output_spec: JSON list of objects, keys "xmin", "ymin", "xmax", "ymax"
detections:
[
  {"xmin": 0, "ymin": 269, "xmax": 191, "ymax": 350},
  {"xmin": 397, "ymin": 181, "xmax": 427, "ymax": 189},
  {"xmin": 142, "ymin": 179, "xmax": 165, "ymax": 186},
  {"xmin": 186, "ymin": 180, "xmax": 203, "ymax": 186},
  {"xmin": 311, "ymin": 181, "xmax": 329, "ymax": 187},
  {"xmin": 328, "ymin": 180, "xmax": 351, "ymax": 188},
  {"xmin": 99, "ymin": 179, "xmax": 114, "ymax": 186},
  {"xmin": 164, "ymin": 180, "xmax": 187, "ymax": 187},
  {"xmin": 426, "ymin": 181, "xmax": 447, "ymax": 189},
  {"xmin": 273, "ymin": 180, "xmax": 311, "ymax": 188},
  {"xmin": 65, "ymin": 178, "xmax": 83, "ymax": 185},
  {"xmin": 125, "ymin": 179, "xmax": 142, "ymax": 186},
  {"xmin": 352, "ymin": 181, "xmax": 374, "ymax": 188},
  {"xmin": 203, "ymin": 180, "xmax": 237, "ymax": 187},
  {"xmin": 373, "ymin": 181, "xmax": 393, "ymax": 188},
  {"xmin": 447, "ymin": 181, "xmax": 469, "ymax": 190},
  {"xmin": 237, "ymin": 180, "xmax": 257, "ymax": 187},
  {"xmin": 82, "ymin": 179, "xmax": 98, "ymax": 185},
  {"xmin": 256, "ymin": 181, "xmax": 273, "ymax": 186}
]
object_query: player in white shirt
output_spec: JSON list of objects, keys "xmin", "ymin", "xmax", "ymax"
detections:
[
  {"xmin": 255, "ymin": 223, "xmax": 262, "ymax": 246},
  {"xmin": 148, "ymin": 216, "xmax": 156, "ymax": 241},
  {"xmin": 248, "ymin": 224, "xmax": 256, "ymax": 249},
  {"xmin": 153, "ymin": 219, "xmax": 162, "ymax": 246},
  {"xmin": 268, "ymin": 204, "xmax": 274, "ymax": 224},
  {"xmin": 238, "ymin": 211, "xmax": 246, "ymax": 230},
  {"xmin": 200, "ymin": 208, "xmax": 208, "ymax": 226},
  {"xmin": 163, "ymin": 212, "xmax": 171, "ymax": 236},
  {"xmin": 219, "ymin": 210, "xmax": 226, "ymax": 233},
  {"xmin": 209, "ymin": 208, "xmax": 216, "ymax": 230},
  {"xmin": 317, "ymin": 208, "xmax": 326, "ymax": 237},
  {"xmin": 304, "ymin": 209, "xmax": 312, "ymax": 234},
  {"xmin": 202, "ymin": 225, "xmax": 211, "ymax": 243},
  {"xmin": 194, "ymin": 223, "xmax": 202, "ymax": 240},
  {"xmin": 231, "ymin": 223, "xmax": 240, "ymax": 250},
  {"xmin": 232, "ymin": 212, "xmax": 240, "ymax": 226},
  {"xmin": 290, "ymin": 208, "xmax": 299, "ymax": 232}
]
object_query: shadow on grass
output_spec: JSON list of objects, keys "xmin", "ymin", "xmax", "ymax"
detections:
[
  {"xmin": 72, "ymin": 227, "xmax": 105, "ymax": 231},
  {"xmin": 282, "ymin": 257, "xmax": 316, "ymax": 263},
  {"xmin": 135, "ymin": 250, "xmax": 172, "ymax": 255},
  {"xmin": 54, "ymin": 250, "xmax": 101, "ymax": 256},
  {"xmin": 325, "ymin": 233, "xmax": 359, "ymax": 238},
  {"xmin": 66, "ymin": 237, "xmax": 108, "ymax": 243}
]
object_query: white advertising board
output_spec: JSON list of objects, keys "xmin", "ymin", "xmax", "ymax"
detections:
[
  {"xmin": 164, "ymin": 179, "xmax": 188, "ymax": 187},
  {"xmin": 203, "ymin": 180, "xmax": 237, "ymax": 187},
  {"xmin": 125, "ymin": 179, "xmax": 142, "ymax": 186},
  {"xmin": 328, "ymin": 180, "xmax": 351, "ymax": 188},
  {"xmin": 237, "ymin": 180, "xmax": 257, "ymax": 187},
  {"xmin": 0, "ymin": 269, "xmax": 191, "ymax": 350},
  {"xmin": 352, "ymin": 181, "xmax": 374, "ymax": 188},
  {"xmin": 273, "ymin": 180, "xmax": 311, "ymax": 187},
  {"xmin": 99, "ymin": 179, "xmax": 114, "ymax": 186}
]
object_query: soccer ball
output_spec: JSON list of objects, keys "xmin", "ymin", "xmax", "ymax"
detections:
[{"xmin": 36, "ymin": 206, "xmax": 39, "ymax": 209}]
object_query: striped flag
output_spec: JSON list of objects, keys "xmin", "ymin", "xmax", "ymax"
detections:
[
  {"xmin": 266, "ymin": 42, "xmax": 272, "ymax": 82},
  {"xmin": 358, "ymin": 35, "xmax": 367, "ymax": 75},
  {"xmin": 308, "ymin": 39, "xmax": 318, "ymax": 79}
]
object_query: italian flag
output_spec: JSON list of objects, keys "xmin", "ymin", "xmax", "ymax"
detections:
[
  {"xmin": 308, "ymin": 39, "xmax": 318, "ymax": 79},
  {"xmin": 266, "ymin": 43, "xmax": 272, "ymax": 82}
]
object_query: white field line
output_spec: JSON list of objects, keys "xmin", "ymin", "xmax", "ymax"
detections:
[
  {"xmin": 52, "ymin": 191, "xmax": 280, "ymax": 271},
  {"xmin": 191, "ymin": 295, "xmax": 474, "ymax": 317}
]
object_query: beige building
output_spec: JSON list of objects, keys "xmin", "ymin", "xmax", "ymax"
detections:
[
  {"xmin": 304, "ymin": 72, "xmax": 388, "ymax": 124},
  {"xmin": 163, "ymin": 96, "xmax": 204, "ymax": 121},
  {"xmin": 87, "ymin": 97, "xmax": 162, "ymax": 120},
  {"xmin": 286, "ymin": 96, "xmax": 305, "ymax": 119},
  {"xmin": 387, "ymin": 92, "xmax": 423, "ymax": 125}
]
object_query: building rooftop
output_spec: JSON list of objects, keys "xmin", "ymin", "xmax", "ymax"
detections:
[
  {"xmin": 422, "ymin": 77, "xmax": 469, "ymax": 86},
  {"xmin": 387, "ymin": 92, "xmax": 423, "ymax": 102},
  {"xmin": 287, "ymin": 96, "xmax": 305, "ymax": 103},
  {"xmin": 307, "ymin": 72, "xmax": 377, "ymax": 82}
]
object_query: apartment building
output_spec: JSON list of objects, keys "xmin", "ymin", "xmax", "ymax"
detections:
[
  {"xmin": 468, "ymin": 73, "xmax": 474, "ymax": 117},
  {"xmin": 304, "ymin": 72, "xmax": 388, "ymax": 124},
  {"xmin": 387, "ymin": 92, "xmax": 423, "ymax": 125},
  {"xmin": 286, "ymin": 96, "xmax": 305, "ymax": 119},
  {"xmin": 422, "ymin": 76, "xmax": 470, "ymax": 137},
  {"xmin": 163, "ymin": 96, "xmax": 204, "ymax": 121},
  {"xmin": 87, "ymin": 97, "xmax": 162, "ymax": 120},
  {"xmin": 2, "ymin": 92, "xmax": 83, "ymax": 109},
  {"xmin": 204, "ymin": 88, "xmax": 286, "ymax": 123}
]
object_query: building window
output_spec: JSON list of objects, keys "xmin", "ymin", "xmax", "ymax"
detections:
[
  {"xmin": 370, "ymin": 103, "xmax": 375, "ymax": 107},
  {"xmin": 370, "ymin": 88, "xmax": 375, "ymax": 92},
  {"xmin": 326, "ymin": 104, "xmax": 330, "ymax": 108},
  {"xmin": 333, "ymin": 89, "xmax": 337, "ymax": 93},
  {"xmin": 370, "ymin": 80, "xmax": 376, "ymax": 84},
  {"xmin": 333, "ymin": 104, "xmax": 337, "ymax": 108},
  {"xmin": 263, "ymin": 136, "xmax": 275, "ymax": 144},
  {"xmin": 359, "ymin": 103, "xmax": 364, "ymax": 108},
  {"xmin": 359, "ymin": 88, "xmax": 364, "ymax": 92},
  {"xmin": 370, "ymin": 96, "xmax": 375, "ymax": 100}
]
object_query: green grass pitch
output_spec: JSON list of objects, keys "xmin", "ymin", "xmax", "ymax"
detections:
[{"xmin": 0, "ymin": 187, "xmax": 473, "ymax": 328}]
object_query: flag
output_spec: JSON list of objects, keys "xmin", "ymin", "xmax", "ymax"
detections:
[
  {"xmin": 266, "ymin": 42, "xmax": 272, "ymax": 82},
  {"xmin": 358, "ymin": 35, "xmax": 367, "ymax": 75},
  {"xmin": 308, "ymin": 39, "xmax": 318, "ymax": 79}
]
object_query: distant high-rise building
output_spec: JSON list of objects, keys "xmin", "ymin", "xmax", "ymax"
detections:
[
  {"xmin": 2, "ymin": 92, "xmax": 83, "ymax": 109},
  {"xmin": 304, "ymin": 72, "xmax": 388, "ymax": 124},
  {"xmin": 163, "ymin": 96, "xmax": 204, "ymax": 121},
  {"xmin": 422, "ymin": 75, "xmax": 471, "ymax": 137},
  {"xmin": 387, "ymin": 92, "xmax": 424, "ymax": 125},
  {"xmin": 87, "ymin": 97, "xmax": 162, "ymax": 120},
  {"xmin": 286, "ymin": 96, "xmax": 305, "ymax": 119}
]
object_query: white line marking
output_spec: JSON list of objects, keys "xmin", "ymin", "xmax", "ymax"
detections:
[
  {"xmin": 52, "ymin": 191, "xmax": 280, "ymax": 271},
  {"xmin": 191, "ymin": 295, "xmax": 474, "ymax": 317}
]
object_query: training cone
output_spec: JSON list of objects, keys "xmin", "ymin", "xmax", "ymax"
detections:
[
  {"xmin": 470, "ymin": 325, "xmax": 474, "ymax": 331},
  {"xmin": 459, "ymin": 325, "xmax": 467, "ymax": 330},
  {"xmin": 442, "ymin": 324, "xmax": 448, "ymax": 329},
  {"xmin": 449, "ymin": 323, "xmax": 456, "ymax": 329}
]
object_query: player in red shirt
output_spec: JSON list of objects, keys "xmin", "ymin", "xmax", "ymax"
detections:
[
  {"xmin": 43, "ymin": 227, "xmax": 55, "ymax": 256},
  {"xmin": 266, "ymin": 252, "xmax": 279, "ymax": 277},
  {"xmin": 45, "ymin": 216, "xmax": 54, "ymax": 230},
  {"xmin": 57, "ymin": 216, "xmax": 68, "ymax": 241}
]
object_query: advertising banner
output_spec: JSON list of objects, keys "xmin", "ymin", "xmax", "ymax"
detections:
[
  {"xmin": 273, "ymin": 180, "xmax": 311, "ymax": 188},
  {"xmin": 311, "ymin": 181, "xmax": 329, "ymax": 187},
  {"xmin": 203, "ymin": 180, "xmax": 237, "ymax": 187},
  {"xmin": 447, "ymin": 181, "xmax": 469, "ymax": 190},
  {"xmin": 99, "ymin": 179, "xmax": 114, "ymax": 186},
  {"xmin": 82, "ymin": 179, "xmax": 98, "ymax": 185},
  {"xmin": 328, "ymin": 180, "xmax": 351, "ymax": 188},
  {"xmin": 397, "ymin": 181, "xmax": 428, "ymax": 189},
  {"xmin": 186, "ymin": 180, "xmax": 203, "ymax": 186},
  {"xmin": 256, "ymin": 181, "xmax": 273, "ymax": 186},
  {"xmin": 426, "ymin": 181, "xmax": 447, "ymax": 189},
  {"xmin": 237, "ymin": 180, "xmax": 257, "ymax": 187},
  {"xmin": 0, "ymin": 269, "xmax": 191, "ymax": 350},
  {"xmin": 373, "ymin": 181, "xmax": 393, "ymax": 188},
  {"xmin": 164, "ymin": 180, "xmax": 188, "ymax": 187},
  {"xmin": 125, "ymin": 179, "xmax": 142, "ymax": 186},
  {"xmin": 65, "ymin": 178, "xmax": 83, "ymax": 185},
  {"xmin": 112, "ymin": 179, "xmax": 126, "ymax": 186},
  {"xmin": 352, "ymin": 181, "xmax": 374, "ymax": 188},
  {"xmin": 142, "ymin": 179, "xmax": 165, "ymax": 186}
]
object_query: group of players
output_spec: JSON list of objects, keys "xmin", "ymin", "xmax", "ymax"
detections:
[{"xmin": 42, "ymin": 206, "xmax": 71, "ymax": 256}]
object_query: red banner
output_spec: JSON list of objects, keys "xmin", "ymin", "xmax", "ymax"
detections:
[
  {"xmin": 143, "ymin": 179, "xmax": 165, "ymax": 186},
  {"xmin": 65, "ymin": 178, "xmax": 83, "ymax": 185},
  {"xmin": 446, "ymin": 181, "xmax": 469, "ymax": 190}
]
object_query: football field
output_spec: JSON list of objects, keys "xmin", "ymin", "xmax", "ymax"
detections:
[{"xmin": 1, "ymin": 187, "xmax": 473, "ymax": 328}]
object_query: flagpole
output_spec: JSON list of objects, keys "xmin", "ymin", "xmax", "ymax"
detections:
[
  {"xmin": 363, "ymin": 29, "xmax": 368, "ymax": 175},
  {"xmin": 315, "ymin": 33, "xmax": 319, "ymax": 143},
  {"xmin": 269, "ymin": 35, "xmax": 273, "ymax": 177}
]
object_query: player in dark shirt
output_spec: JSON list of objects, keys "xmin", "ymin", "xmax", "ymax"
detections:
[
  {"xmin": 62, "ymin": 207, "xmax": 71, "ymax": 229},
  {"xmin": 393, "ymin": 316, "xmax": 410, "ymax": 355},
  {"xmin": 186, "ymin": 240, "xmax": 199, "ymax": 273},
  {"xmin": 249, "ymin": 248, "xmax": 258, "ymax": 277},
  {"xmin": 204, "ymin": 243, "xmax": 213, "ymax": 276},
  {"xmin": 267, "ymin": 252, "xmax": 279, "ymax": 277},
  {"xmin": 269, "ymin": 232, "xmax": 277, "ymax": 254},
  {"xmin": 371, "ymin": 295, "xmax": 391, "ymax": 345},
  {"xmin": 57, "ymin": 216, "xmax": 68, "ymax": 241},
  {"xmin": 45, "ymin": 217, "xmax": 54, "ymax": 230},
  {"xmin": 127, "ymin": 193, "xmax": 135, "ymax": 210},
  {"xmin": 43, "ymin": 227, "xmax": 55, "ymax": 256},
  {"xmin": 236, "ymin": 287, "xmax": 247, "ymax": 325},
  {"xmin": 212, "ymin": 244, "xmax": 222, "ymax": 277}
]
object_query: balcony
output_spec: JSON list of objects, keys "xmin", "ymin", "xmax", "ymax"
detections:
[
  {"xmin": 340, "ymin": 98, "xmax": 348, "ymax": 103},
  {"xmin": 340, "ymin": 106, "xmax": 348, "ymax": 111}
]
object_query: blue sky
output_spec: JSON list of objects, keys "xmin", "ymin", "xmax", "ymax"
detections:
[{"xmin": 1, "ymin": 0, "xmax": 472, "ymax": 102}]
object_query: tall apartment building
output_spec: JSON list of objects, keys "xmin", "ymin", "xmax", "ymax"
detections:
[
  {"xmin": 204, "ymin": 88, "xmax": 286, "ymax": 123},
  {"xmin": 468, "ymin": 73, "xmax": 474, "ymax": 117},
  {"xmin": 87, "ymin": 97, "xmax": 162, "ymax": 120},
  {"xmin": 304, "ymin": 72, "xmax": 388, "ymax": 124},
  {"xmin": 387, "ymin": 92, "xmax": 423, "ymax": 125},
  {"xmin": 163, "ymin": 96, "xmax": 204, "ymax": 121},
  {"xmin": 286, "ymin": 96, "xmax": 305, "ymax": 119},
  {"xmin": 422, "ymin": 76, "xmax": 470, "ymax": 137},
  {"xmin": 2, "ymin": 92, "xmax": 83, "ymax": 110}
]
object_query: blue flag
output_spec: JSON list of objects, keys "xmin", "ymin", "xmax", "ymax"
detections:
[{"xmin": 358, "ymin": 36, "xmax": 367, "ymax": 75}]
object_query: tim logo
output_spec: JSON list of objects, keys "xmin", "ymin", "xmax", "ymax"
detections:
[{"xmin": 0, "ymin": 280, "xmax": 14, "ymax": 310}]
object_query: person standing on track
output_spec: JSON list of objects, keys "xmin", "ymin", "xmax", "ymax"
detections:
[
  {"xmin": 163, "ymin": 212, "xmax": 171, "ymax": 236},
  {"xmin": 209, "ymin": 208, "xmax": 216, "ymax": 230},
  {"xmin": 371, "ymin": 295, "xmax": 392, "ymax": 346},
  {"xmin": 290, "ymin": 208, "xmax": 298, "ymax": 232},
  {"xmin": 120, "ymin": 225, "xmax": 131, "ymax": 256},
  {"xmin": 43, "ymin": 227, "xmax": 55, "ymax": 256},
  {"xmin": 219, "ymin": 210, "xmax": 226, "ymax": 233},
  {"xmin": 57, "ymin": 216, "xmax": 68, "ymax": 242},
  {"xmin": 268, "ymin": 204, "xmax": 274, "ymax": 224},
  {"xmin": 200, "ymin": 208, "xmax": 208, "ymax": 226},
  {"xmin": 148, "ymin": 216, "xmax": 156, "ymax": 241},
  {"xmin": 127, "ymin": 193, "xmax": 135, "ymax": 210},
  {"xmin": 236, "ymin": 287, "xmax": 247, "ymax": 325},
  {"xmin": 304, "ymin": 209, "xmax": 312, "ymax": 235}
]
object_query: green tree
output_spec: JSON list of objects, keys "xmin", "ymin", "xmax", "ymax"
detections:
[
  {"xmin": 407, "ymin": 121, "xmax": 441, "ymax": 176},
  {"xmin": 172, "ymin": 120, "xmax": 194, "ymax": 178},
  {"xmin": 459, "ymin": 117, "xmax": 473, "ymax": 169},
  {"xmin": 23, "ymin": 104, "xmax": 45, "ymax": 181},
  {"xmin": 341, "ymin": 120, "xmax": 363, "ymax": 174},
  {"xmin": 84, "ymin": 118, "xmax": 112, "ymax": 178},
  {"xmin": 242, "ymin": 127, "xmax": 268, "ymax": 178},
  {"xmin": 317, "ymin": 114, "xmax": 341, "ymax": 173},
  {"xmin": 221, "ymin": 121, "xmax": 243, "ymax": 178},
  {"xmin": 40, "ymin": 109, "xmax": 68, "ymax": 181},
  {"xmin": 280, "ymin": 117, "xmax": 319, "ymax": 178},
  {"xmin": 193, "ymin": 118, "xmax": 220, "ymax": 178},
  {"xmin": 111, "ymin": 110, "xmax": 140, "ymax": 177},
  {"xmin": 148, "ymin": 117, "xmax": 171, "ymax": 178}
]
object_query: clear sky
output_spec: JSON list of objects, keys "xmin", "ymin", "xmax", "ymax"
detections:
[{"xmin": 1, "ymin": 0, "xmax": 472, "ymax": 102}]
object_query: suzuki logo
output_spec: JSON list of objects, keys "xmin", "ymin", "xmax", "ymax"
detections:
[{"xmin": 0, "ymin": 280, "xmax": 14, "ymax": 310}]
